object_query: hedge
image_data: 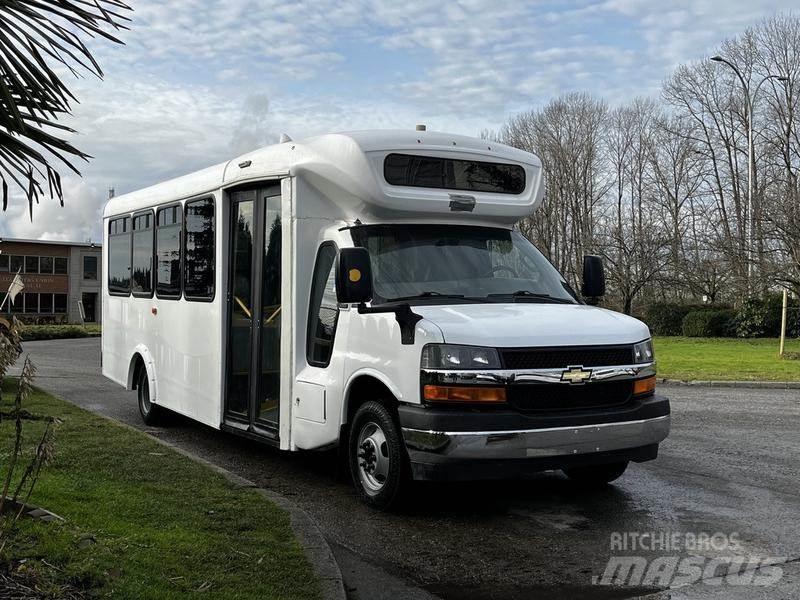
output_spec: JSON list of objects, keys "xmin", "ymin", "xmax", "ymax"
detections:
[
  {"xmin": 643, "ymin": 295, "xmax": 799, "ymax": 338},
  {"xmin": 735, "ymin": 294, "xmax": 800, "ymax": 338},
  {"xmin": 643, "ymin": 302, "xmax": 724, "ymax": 336},
  {"xmin": 20, "ymin": 324, "xmax": 102, "ymax": 341},
  {"xmin": 682, "ymin": 309, "xmax": 737, "ymax": 337}
]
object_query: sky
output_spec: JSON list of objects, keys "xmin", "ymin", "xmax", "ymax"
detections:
[{"xmin": 1, "ymin": 0, "xmax": 797, "ymax": 242}]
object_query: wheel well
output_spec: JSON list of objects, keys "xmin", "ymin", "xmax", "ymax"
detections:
[
  {"xmin": 129, "ymin": 354, "xmax": 145, "ymax": 391},
  {"xmin": 344, "ymin": 375, "xmax": 398, "ymax": 426}
]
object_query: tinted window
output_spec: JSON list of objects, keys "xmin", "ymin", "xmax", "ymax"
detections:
[
  {"xmin": 40, "ymin": 256, "xmax": 53, "ymax": 274},
  {"xmin": 108, "ymin": 217, "xmax": 131, "ymax": 294},
  {"xmin": 0, "ymin": 254, "xmax": 8, "ymax": 272},
  {"xmin": 156, "ymin": 205, "xmax": 182, "ymax": 298},
  {"xmin": 54, "ymin": 293, "xmax": 67, "ymax": 313},
  {"xmin": 306, "ymin": 244, "xmax": 339, "ymax": 366},
  {"xmin": 24, "ymin": 256, "xmax": 39, "ymax": 274},
  {"xmin": 54, "ymin": 257, "xmax": 68, "ymax": 275},
  {"xmin": 132, "ymin": 213, "xmax": 153, "ymax": 296},
  {"xmin": 83, "ymin": 255, "xmax": 98, "ymax": 280},
  {"xmin": 40, "ymin": 293, "xmax": 53, "ymax": 313},
  {"xmin": 384, "ymin": 153, "xmax": 526, "ymax": 195},
  {"xmin": 24, "ymin": 292, "xmax": 38, "ymax": 313},
  {"xmin": 10, "ymin": 256, "xmax": 23, "ymax": 273},
  {"xmin": 184, "ymin": 198, "xmax": 215, "ymax": 299}
]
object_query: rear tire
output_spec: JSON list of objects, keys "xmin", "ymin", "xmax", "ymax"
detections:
[
  {"xmin": 563, "ymin": 461, "xmax": 629, "ymax": 485},
  {"xmin": 137, "ymin": 366, "xmax": 167, "ymax": 426},
  {"xmin": 349, "ymin": 401, "xmax": 409, "ymax": 510}
]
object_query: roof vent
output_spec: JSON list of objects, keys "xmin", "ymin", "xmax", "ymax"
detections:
[
  {"xmin": 415, "ymin": 124, "xmax": 427, "ymax": 132},
  {"xmin": 279, "ymin": 133, "xmax": 292, "ymax": 143}
]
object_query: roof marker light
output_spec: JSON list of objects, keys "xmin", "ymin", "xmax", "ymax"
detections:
[{"xmin": 238, "ymin": 160, "xmax": 252, "ymax": 168}]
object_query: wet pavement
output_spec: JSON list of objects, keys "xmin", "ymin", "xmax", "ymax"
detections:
[{"xmin": 15, "ymin": 338, "xmax": 800, "ymax": 599}]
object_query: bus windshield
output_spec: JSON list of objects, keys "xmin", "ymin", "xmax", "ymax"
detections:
[{"xmin": 350, "ymin": 225, "xmax": 578, "ymax": 305}]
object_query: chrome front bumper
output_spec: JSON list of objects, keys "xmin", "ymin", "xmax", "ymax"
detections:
[{"xmin": 402, "ymin": 414, "xmax": 671, "ymax": 461}]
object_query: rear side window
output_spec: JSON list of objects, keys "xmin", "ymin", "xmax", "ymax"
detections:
[
  {"xmin": 156, "ymin": 205, "xmax": 182, "ymax": 298},
  {"xmin": 108, "ymin": 216, "xmax": 132, "ymax": 295},
  {"xmin": 132, "ymin": 212, "xmax": 154, "ymax": 296},
  {"xmin": 184, "ymin": 198, "xmax": 215, "ymax": 300},
  {"xmin": 384, "ymin": 153, "xmax": 526, "ymax": 195},
  {"xmin": 306, "ymin": 243, "xmax": 339, "ymax": 367}
]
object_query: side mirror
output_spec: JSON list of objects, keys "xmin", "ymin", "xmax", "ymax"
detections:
[
  {"xmin": 581, "ymin": 255, "xmax": 605, "ymax": 304},
  {"xmin": 336, "ymin": 247, "xmax": 373, "ymax": 304}
]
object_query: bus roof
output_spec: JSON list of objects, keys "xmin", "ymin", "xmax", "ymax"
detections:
[{"xmin": 103, "ymin": 130, "xmax": 544, "ymax": 223}]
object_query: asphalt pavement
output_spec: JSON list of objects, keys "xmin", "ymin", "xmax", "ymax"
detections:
[{"xmin": 13, "ymin": 338, "xmax": 800, "ymax": 599}]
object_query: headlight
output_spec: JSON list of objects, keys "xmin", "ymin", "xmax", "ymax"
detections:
[
  {"xmin": 633, "ymin": 339, "xmax": 654, "ymax": 364},
  {"xmin": 421, "ymin": 344, "xmax": 501, "ymax": 370}
]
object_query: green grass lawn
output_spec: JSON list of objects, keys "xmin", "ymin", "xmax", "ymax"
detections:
[
  {"xmin": 19, "ymin": 324, "xmax": 101, "ymax": 342},
  {"xmin": 0, "ymin": 381, "xmax": 319, "ymax": 599},
  {"xmin": 654, "ymin": 337, "xmax": 800, "ymax": 382}
]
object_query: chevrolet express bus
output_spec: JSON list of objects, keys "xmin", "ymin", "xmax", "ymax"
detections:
[{"xmin": 102, "ymin": 129, "xmax": 670, "ymax": 509}]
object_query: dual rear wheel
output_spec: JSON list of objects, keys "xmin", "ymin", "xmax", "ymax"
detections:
[{"xmin": 137, "ymin": 366, "xmax": 168, "ymax": 426}]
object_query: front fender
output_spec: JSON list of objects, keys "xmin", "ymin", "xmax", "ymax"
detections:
[{"xmin": 341, "ymin": 368, "xmax": 405, "ymax": 424}]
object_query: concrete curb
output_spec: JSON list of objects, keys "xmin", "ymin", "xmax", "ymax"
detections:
[
  {"xmin": 85, "ymin": 413, "xmax": 347, "ymax": 600},
  {"xmin": 660, "ymin": 378, "xmax": 800, "ymax": 389}
]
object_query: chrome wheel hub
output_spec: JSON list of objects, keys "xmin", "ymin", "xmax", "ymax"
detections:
[{"xmin": 357, "ymin": 421, "xmax": 390, "ymax": 495}]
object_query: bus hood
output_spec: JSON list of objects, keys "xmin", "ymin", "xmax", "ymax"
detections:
[{"xmin": 413, "ymin": 303, "xmax": 650, "ymax": 348}]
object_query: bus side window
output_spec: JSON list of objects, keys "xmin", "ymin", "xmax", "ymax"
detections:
[
  {"xmin": 306, "ymin": 243, "xmax": 339, "ymax": 367},
  {"xmin": 156, "ymin": 205, "xmax": 182, "ymax": 298},
  {"xmin": 184, "ymin": 198, "xmax": 215, "ymax": 300},
  {"xmin": 132, "ymin": 211, "xmax": 154, "ymax": 296},
  {"xmin": 108, "ymin": 216, "xmax": 132, "ymax": 295}
]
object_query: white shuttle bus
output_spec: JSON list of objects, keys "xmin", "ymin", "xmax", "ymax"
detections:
[{"xmin": 102, "ymin": 130, "xmax": 670, "ymax": 508}]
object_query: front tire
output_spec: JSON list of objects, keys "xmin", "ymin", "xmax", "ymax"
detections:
[
  {"xmin": 563, "ymin": 461, "xmax": 629, "ymax": 485},
  {"xmin": 137, "ymin": 367, "xmax": 167, "ymax": 426},
  {"xmin": 349, "ymin": 401, "xmax": 409, "ymax": 509}
]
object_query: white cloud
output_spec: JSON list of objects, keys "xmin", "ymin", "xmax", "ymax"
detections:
[{"xmin": 1, "ymin": 0, "xmax": 796, "ymax": 241}]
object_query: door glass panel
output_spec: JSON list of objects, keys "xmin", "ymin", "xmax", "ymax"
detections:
[
  {"xmin": 259, "ymin": 192, "xmax": 281, "ymax": 423},
  {"xmin": 227, "ymin": 198, "xmax": 255, "ymax": 415}
]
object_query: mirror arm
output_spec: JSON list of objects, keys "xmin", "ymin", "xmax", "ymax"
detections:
[{"xmin": 357, "ymin": 302, "xmax": 423, "ymax": 345}]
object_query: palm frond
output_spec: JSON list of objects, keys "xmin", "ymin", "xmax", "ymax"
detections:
[{"xmin": 0, "ymin": 0, "xmax": 131, "ymax": 217}]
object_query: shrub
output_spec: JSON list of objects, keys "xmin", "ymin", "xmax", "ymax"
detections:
[
  {"xmin": 735, "ymin": 294, "xmax": 800, "ymax": 338},
  {"xmin": 643, "ymin": 302, "xmax": 725, "ymax": 336},
  {"xmin": 682, "ymin": 310, "xmax": 737, "ymax": 337},
  {"xmin": 20, "ymin": 324, "xmax": 101, "ymax": 342}
]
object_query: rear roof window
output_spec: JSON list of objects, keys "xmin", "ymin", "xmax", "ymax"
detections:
[{"xmin": 384, "ymin": 153, "xmax": 526, "ymax": 195}]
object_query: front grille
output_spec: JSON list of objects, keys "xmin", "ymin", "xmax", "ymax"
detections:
[
  {"xmin": 500, "ymin": 345, "xmax": 634, "ymax": 370},
  {"xmin": 507, "ymin": 380, "xmax": 634, "ymax": 412}
]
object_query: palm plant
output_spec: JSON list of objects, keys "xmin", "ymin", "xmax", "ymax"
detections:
[{"xmin": 0, "ymin": 0, "xmax": 131, "ymax": 218}]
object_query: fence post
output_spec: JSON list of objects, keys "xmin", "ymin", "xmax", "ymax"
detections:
[{"xmin": 779, "ymin": 289, "xmax": 788, "ymax": 357}]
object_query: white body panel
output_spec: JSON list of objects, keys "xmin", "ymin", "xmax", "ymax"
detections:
[
  {"xmin": 101, "ymin": 129, "xmax": 657, "ymax": 459},
  {"xmin": 412, "ymin": 304, "xmax": 649, "ymax": 347}
]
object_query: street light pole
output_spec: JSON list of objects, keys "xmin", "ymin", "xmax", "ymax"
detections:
[{"xmin": 710, "ymin": 55, "xmax": 787, "ymax": 294}]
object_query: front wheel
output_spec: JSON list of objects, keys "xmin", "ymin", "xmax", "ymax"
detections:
[
  {"xmin": 562, "ymin": 461, "xmax": 629, "ymax": 486},
  {"xmin": 137, "ymin": 367, "xmax": 168, "ymax": 426},
  {"xmin": 349, "ymin": 401, "xmax": 409, "ymax": 509}
]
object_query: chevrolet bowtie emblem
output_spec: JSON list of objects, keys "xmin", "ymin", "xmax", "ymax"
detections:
[{"xmin": 561, "ymin": 366, "xmax": 592, "ymax": 384}]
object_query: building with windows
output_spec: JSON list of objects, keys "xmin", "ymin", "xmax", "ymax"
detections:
[{"xmin": 0, "ymin": 238, "xmax": 102, "ymax": 324}]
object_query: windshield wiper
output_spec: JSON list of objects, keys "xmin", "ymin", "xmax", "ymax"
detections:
[
  {"xmin": 488, "ymin": 290, "xmax": 574, "ymax": 304},
  {"xmin": 384, "ymin": 291, "xmax": 489, "ymax": 303}
]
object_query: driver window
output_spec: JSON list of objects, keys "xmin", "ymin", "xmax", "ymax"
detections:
[{"xmin": 307, "ymin": 244, "xmax": 340, "ymax": 367}]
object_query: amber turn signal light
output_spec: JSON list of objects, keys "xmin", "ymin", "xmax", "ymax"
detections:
[
  {"xmin": 633, "ymin": 376, "xmax": 656, "ymax": 396},
  {"xmin": 423, "ymin": 385, "xmax": 507, "ymax": 403}
]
